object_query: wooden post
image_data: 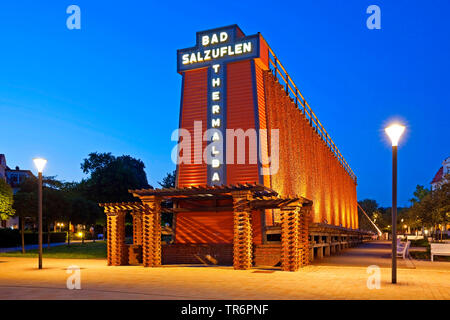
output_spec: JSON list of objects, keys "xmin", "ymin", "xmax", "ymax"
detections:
[
  {"xmin": 128, "ymin": 210, "xmax": 144, "ymax": 265},
  {"xmin": 106, "ymin": 211, "xmax": 128, "ymax": 266},
  {"xmin": 231, "ymin": 191, "xmax": 253, "ymax": 270},
  {"xmin": 317, "ymin": 236, "xmax": 324, "ymax": 259},
  {"xmin": 325, "ymin": 236, "xmax": 331, "ymax": 256},
  {"xmin": 142, "ymin": 197, "xmax": 162, "ymax": 267},
  {"xmin": 331, "ymin": 236, "xmax": 336, "ymax": 254},
  {"xmin": 131, "ymin": 210, "xmax": 143, "ymax": 245},
  {"xmin": 274, "ymin": 57, "xmax": 278, "ymax": 79},
  {"xmin": 299, "ymin": 205, "xmax": 311, "ymax": 267},
  {"xmin": 281, "ymin": 204, "xmax": 300, "ymax": 271},
  {"xmin": 142, "ymin": 208, "xmax": 153, "ymax": 267},
  {"xmin": 285, "ymin": 74, "xmax": 289, "ymax": 94}
]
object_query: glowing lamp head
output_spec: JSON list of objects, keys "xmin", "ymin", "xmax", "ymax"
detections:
[
  {"xmin": 33, "ymin": 158, "xmax": 47, "ymax": 173},
  {"xmin": 385, "ymin": 124, "xmax": 405, "ymax": 147}
]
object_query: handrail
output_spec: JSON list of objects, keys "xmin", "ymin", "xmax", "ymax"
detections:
[{"xmin": 267, "ymin": 46, "xmax": 357, "ymax": 183}]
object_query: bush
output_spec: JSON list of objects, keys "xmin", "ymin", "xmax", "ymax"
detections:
[
  {"xmin": 0, "ymin": 229, "xmax": 66, "ymax": 248},
  {"xmin": 410, "ymin": 238, "xmax": 429, "ymax": 247}
]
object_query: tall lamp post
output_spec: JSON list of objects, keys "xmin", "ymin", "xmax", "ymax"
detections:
[
  {"xmin": 33, "ymin": 158, "xmax": 47, "ymax": 269},
  {"xmin": 385, "ymin": 124, "xmax": 405, "ymax": 284}
]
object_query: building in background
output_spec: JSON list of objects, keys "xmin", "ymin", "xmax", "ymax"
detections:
[
  {"xmin": 0, "ymin": 154, "xmax": 34, "ymax": 229},
  {"xmin": 6, "ymin": 166, "xmax": 34, "ymax": 194},
  {"xmin": 0, "ymin": 154, "xmax": 6, "ymax": 181},
  {"xmin": 431, "ymin": 156, "xmax": 450, "ymax": 191},
  {"xmin": 430, "ymin": 156, "xmax": 450, "ymax": 237}
]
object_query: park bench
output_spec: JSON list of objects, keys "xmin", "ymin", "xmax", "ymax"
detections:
[
  {"xmin": 396, "ymin": 241, "xmax": 410, "ymax": 259},
  {"xmin": 406, "ymin": 235, "xmax": 423, "ymax": 240},
  {"xmin": 430, "ymin": 243, "xmax": 450, "ymax": 262}
]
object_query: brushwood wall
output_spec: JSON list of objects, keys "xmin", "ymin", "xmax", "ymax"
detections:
[{"xmin": 264, "ymin": 71, "xmax": 358, "ymax": 229}]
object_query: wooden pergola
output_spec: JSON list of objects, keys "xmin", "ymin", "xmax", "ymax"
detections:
[{"xmin": 99, "ymin": 183, "xmax": 312, "ymax": 271}]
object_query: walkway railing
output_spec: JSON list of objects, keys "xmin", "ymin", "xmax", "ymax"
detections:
[{"xmin": 267, "ymin": 46, "xmax": 357, "ymax": 183}]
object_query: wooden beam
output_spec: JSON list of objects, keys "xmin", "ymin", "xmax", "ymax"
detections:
[{"xmin": 172, "ymin": 206, "xmax": 233, "ymax": 212}]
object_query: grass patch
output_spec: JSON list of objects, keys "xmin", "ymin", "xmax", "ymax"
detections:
[
  {"xmin": 0, "ymin": 241, "xmax": 107, "ymax": 259},
  {"xmin": 410, "ymin": 250, "xmax": 450, "ymax": 262},
  {"xmin": 410, "ymin": 238, "xmax": 429, "ymax": 247}
]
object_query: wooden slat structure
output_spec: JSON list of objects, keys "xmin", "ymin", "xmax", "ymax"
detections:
[
  {"xmin": 99, "ymin": 183, "xmax": 313, "ymax": 271},
  {"xmin": 231, "ymin": 190, "xmax": 254, "ymax": 270},
  {"xmin": 105, "ymin": 210, "xmax": 127, "ymax": 266}
]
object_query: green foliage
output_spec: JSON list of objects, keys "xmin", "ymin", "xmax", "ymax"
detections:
[
  {"xmin": 69, "ymin": 196, "xmax": 101, "ymax": 225},
  {"xmin": 14, "ymin": 176, "xmax": 70, "ymax": 224},
  {"xmin": 0, "ymin": 178, "xmax": 15, "ymax": 220},
  {"xmin": 158, "ymin": 170, "xmax": 176, "ymax": 227},
  {"xmin": 13, "ymin": 191, "xmax": 36, "ymax": 219},
  {"xmin": 158, "ymin": 170, "xmax": 176, "ymax": 188},
  {"xmin": 406, "ymin": 175, "xmax": 450, "ymax": 230},
  {"xmin": 11, "ymin": 152, "xmax": 152, "ymax": 230},
  {"xmin": 358, "ymin": 199, "xmax": 378, "ymax": 216},
  {"xmin": 13, "ymin": 175, "xmax": 101, "ymax": 229},
  {"xmin": 357, "ymin": 199, "xmax": 387, "ymax": 232},
  {"xmin": 409, "ymin": 185, "xmax": 430, "ymax": 204},
  {"xmin": 410, "ymin": 238, "xmax": 429, "ymax": 247},
  {"xmin": 409, "ymin": 250, "xmax": 450, "ymax": 261},
  {"xmin": 357, "ymin": 199, "xmax": 411, "ymax": 233},
  {"xmin": 79, "ymin": 152, "xmax": 151, "ymax": 203}
]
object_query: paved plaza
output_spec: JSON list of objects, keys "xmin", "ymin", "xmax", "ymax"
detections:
[{"xmin": 0, "ymin": 241, "xmax": 448, "ymax": 300}]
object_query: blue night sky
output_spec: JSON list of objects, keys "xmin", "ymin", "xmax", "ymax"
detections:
[{"xmin": 1, "ymin": 1, "xmax": 449, "ymax": 207}]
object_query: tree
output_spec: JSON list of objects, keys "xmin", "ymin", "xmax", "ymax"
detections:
[
  {"xmin": 357, "ymin": 199, "xmax": 385, "ymax": 232},
  {"xmin": 43, "ymin": 186, "xmax": 70, "ymax": 248},
  {"xmin": 13, "ymin": 191, "xmax": 36, "ymax": 253},
  {"xmin": 0, "ymin": 179, "xmax": 14, "ymax": 220},
  {"xmin": 61, "ymin": 181, "xmax": 103, "ymax": 245},
  {"xmin": 157, "ymin": 170, "xmax": 176, "ymax": 227},
  {"xmin": 405, "ymin": 175, "xmax": 450, "ymax": 238},
  {"xmin": 13, "ymin": 176, "xmax": 72, "ymax": 250},
  {"xmin": 409, "ymin": 185, "xmax": 430, "ymax": 205},
  {"xmin": 158, "ymin": 170, "xmax": 176, "ymax": 188},
  {"xmin": 430, "ymin": 175, "xmax": 450, "ymax": 239},
  {"xmin": 80, "ymin": 152, "xmax": 151, "ymax": 203}
]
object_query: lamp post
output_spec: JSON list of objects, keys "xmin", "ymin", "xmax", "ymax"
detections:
[
  {"xmin": 385, "ymin": 124, "xmax": 405, "ymax": 284},
  {"xmin": 33, "ymin": 158, "xmax": 47, "ymax": 269}
]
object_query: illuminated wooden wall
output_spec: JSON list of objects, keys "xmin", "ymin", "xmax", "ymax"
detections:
[
  {"xmin": 263, "ymin": 72, "xmax": 358, "ymax": 229},
  {"xmin": 177, "ymin": 68, "xmax": 208, "ymax": 187}
]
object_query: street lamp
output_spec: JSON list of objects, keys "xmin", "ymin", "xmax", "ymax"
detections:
[
  {"xmin": 33, "ymin": 157, "xmax": 47, "ymax": 269},
  {"xmin": 385, "ymin": 123, "xmax": 405, "ymax": 284}
]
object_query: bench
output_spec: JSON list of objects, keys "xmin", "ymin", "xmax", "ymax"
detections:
[
  {"xmin": 396, "ymin": 241, "xmax": 410, "ymax": 259},
  {"xmin": 431, "ymin": 243, "xmax": 450, "ymax": 261},
  {"xmin": 406, "ymin": 235, "xmax": 423, "ymax": 240}
]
